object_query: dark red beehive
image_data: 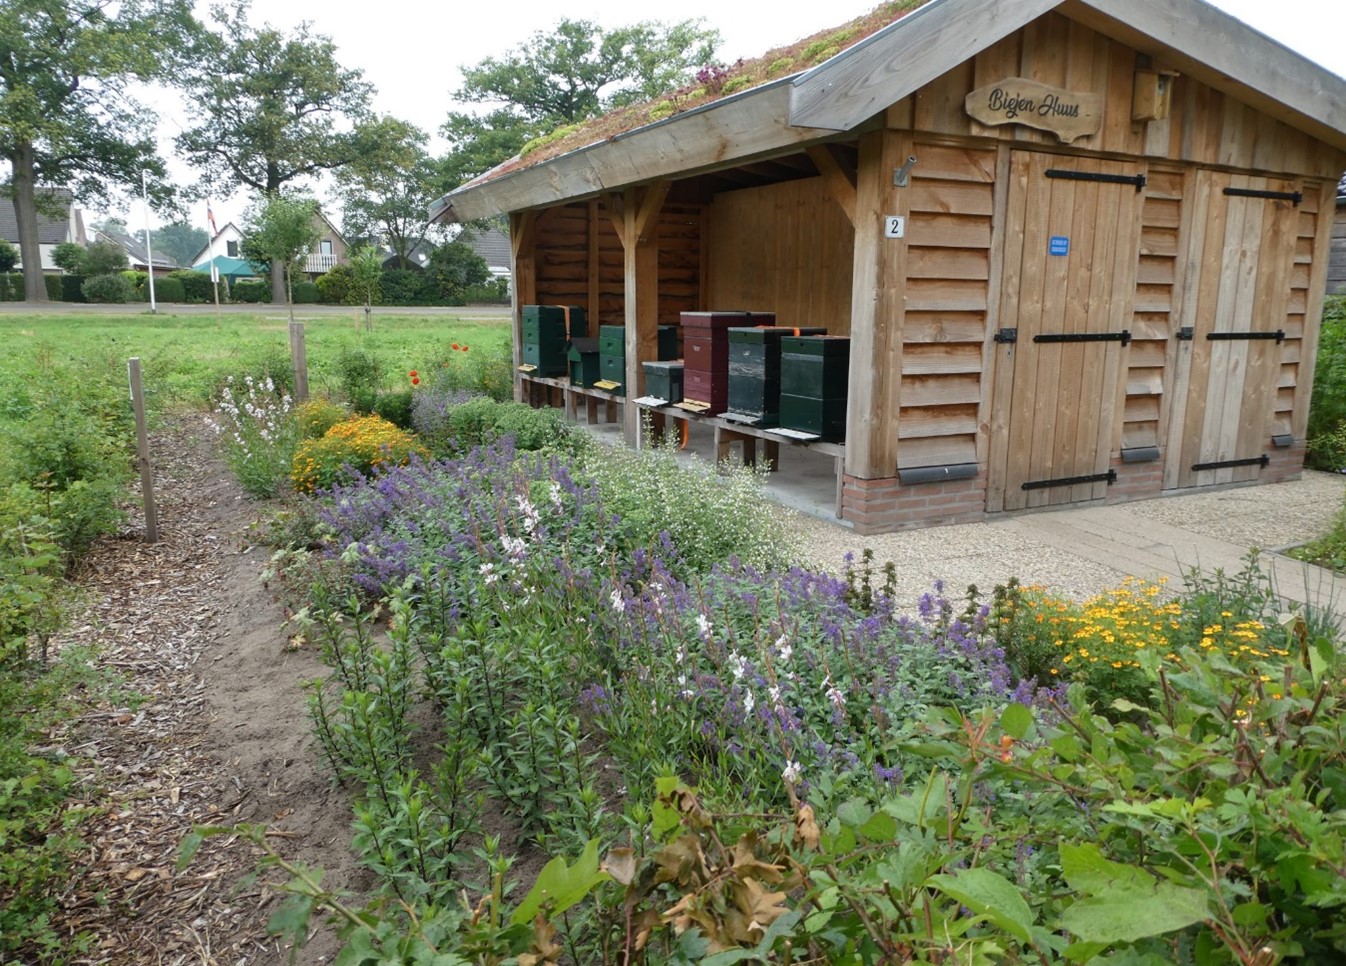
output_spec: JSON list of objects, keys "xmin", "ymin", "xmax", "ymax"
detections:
[{"xmin": 680, "ymin": 311, "xmax": 774, "ymax": 414}]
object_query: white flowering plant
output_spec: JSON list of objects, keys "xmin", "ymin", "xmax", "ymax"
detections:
[{"xmin": 209, "ymin": 374, "xmax": 299, "ymax": 498}]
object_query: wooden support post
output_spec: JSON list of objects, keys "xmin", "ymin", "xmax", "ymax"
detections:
[
  {"xmin": 127, "ymin": 358, "xmax": 158, "ymax": 544},
  {"xmin": 618, "ymin": 182, "xmax": 669, "ymax": 445},
  {"xmin": 288, "ymin": 322, "xmax": 309, "ymax": 404},
  {"xmin": 844, "ymin": 128, "xmax": 912, "ymax": 478},
  {"xmin": 510, "ymin": 211, "xmax": 538, "ymax": 403}
]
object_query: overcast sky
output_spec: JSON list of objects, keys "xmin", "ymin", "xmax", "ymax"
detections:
[{"xmin": 119, "ymin": 0, "xmax": 1346, "ymax": 234}]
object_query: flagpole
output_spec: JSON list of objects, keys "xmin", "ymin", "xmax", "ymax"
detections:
[
  {"xmin": 142, "ymin": 171, "xmax": 157, "ymax": 315},
  {"xmin": 206, "ymin": 199, "xmax": 221, "ymax": 324}
]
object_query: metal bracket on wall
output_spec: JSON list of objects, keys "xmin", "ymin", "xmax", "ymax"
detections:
[
  {"xmin": 1022, "ymin": 469, "xmax": 1117, "ymax": 491},
  {"xmin": 993, "ymin": 328, "xmax": 1018, "ymax": 344},
  {"xmin": 1191, "ymin": 454, "xmax": 1270, "ymax": 472},
  {"xmin": 1206, "ymin": 330, "xmax": 1285, "ymax": 344},
  {"xmin": 1033, "ymin": 330, "xmax": 1132, "ymax": 347},
  {"xmin": 1176, "ymin": 327, "xmax": 1194, "ymax": 341},
  {"xmin": 1045, "ymin": 168, "xmax": 1147, "ymax": 191},
  {"xmin": 1222, "ymin": 187, "xmax": 1302, "ymax": 206}
]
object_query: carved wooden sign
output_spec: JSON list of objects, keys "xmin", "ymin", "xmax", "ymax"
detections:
[{"xmin": 965, "ymin": 78, "xmax": 1103, "ymax": 144}]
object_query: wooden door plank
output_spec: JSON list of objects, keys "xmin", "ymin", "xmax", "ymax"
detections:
[
  {"xmin": 1027, "ymin": 157, "xmax": 1075, "ymax": 508},
  {"xmin": 1166, "ymin": 168, "xmax": 1212, "ymax": 489},
  {"xmin": 1213, "ymin": 177, "xmax": 1262, "ymax": 483},
  {"xmin": 1183, "ymin": 172, "xmax": 1232, "ymax": 486},
  {"xmin": 977, "ymin": 144, "xmax": 1013, "ymax": 483},
  {"xmin": 1235, "ymin": 179, "xmax": 1297, "ymax": 479},
  {"xmin": 1005, "ymin": 152, "xmax": 1052, "ymax": 510},
  {"xmin": 984, "ymin": 144, "xmax": 1019, "ymax": 513},
  {"xmin": 1096, "ymin": 164, "xmax": 1145, "ymax": 498},
  {"xmin": 1057, "ymin": 160, "xmax": 1100, "ymax": 503}
]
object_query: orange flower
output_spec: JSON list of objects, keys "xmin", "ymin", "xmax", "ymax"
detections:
[
  {"xmin": 451, "ymin": 342, "xmax": 460, "ymax": 350},
  {"xmin": 411, "ymin": 376, "xmax": 420, "ymax": 386}
]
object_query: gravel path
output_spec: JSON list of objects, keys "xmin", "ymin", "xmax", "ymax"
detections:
[{"xmin": 786, "ymin": 470, "xmax": 1346, "ymax": 606}]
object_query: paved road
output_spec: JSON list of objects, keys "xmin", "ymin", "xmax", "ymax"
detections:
[{"xmin": 0, "ymin": 300, "xmax": 513, "ymax": 320}]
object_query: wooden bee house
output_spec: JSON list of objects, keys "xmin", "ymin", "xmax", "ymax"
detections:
[{"xmin": 433, "ymin": 0, "xmax": 1346, "ymax": 533}]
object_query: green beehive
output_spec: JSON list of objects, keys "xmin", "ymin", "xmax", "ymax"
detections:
[
  {"xmin": 521, "ymin": 305, "xmax": 587, "ymax": 377},
  {"xmin": 598, "ymin": 325, "xmax": 626, "ymax": 395},
  {"xmin": 642, "ymin": 360, "xmax": 684, "ymax": 403},
  {"xmin": 568, "ymin": 337, "xmax": 601, "ymax": 387},
  {"xmin": 779, "ymin": 336, "xmax": 850, "ymax": 441},
  {"xmin": 726, "ymin": 326, "xmax": 826, "ymax": 424}
]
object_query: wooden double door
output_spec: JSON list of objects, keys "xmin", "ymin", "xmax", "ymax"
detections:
[
  {"xmin": 989, "ymin": 151, "xmax": 1145, "ymax": 512},
  {"xmin": 1165, "ymin": 170, "xmax": 1299, "ymax": 489}
]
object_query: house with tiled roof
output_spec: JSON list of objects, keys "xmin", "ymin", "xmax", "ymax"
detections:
[
  {"xmin": 0, "ymin": 189, "xmax": 87, "ymax": 270},
  {"xmin": 431, "ymin": 0, "xmax": 1346, "ymax": 533},
  {"xmin": 94, "ymin": 229, "xmax": 177, "ymax": 275}
]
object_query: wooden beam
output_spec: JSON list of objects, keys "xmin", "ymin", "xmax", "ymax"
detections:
[
  {"xmin": 807, "ymin": 145, "xmax": 858, "ymax": 226},
  {"xmin": 622, "ymin": 185, "xmax": 661, "ymax": 444},
  {"xmin": 510, "ymin": 211, "xmax": 536, "ymax": 260},
  {"xmin": 587, "ymin": 199, "xmax": 601, "ymax": 325},
  {"xmin": 509, "ymin": 210, "xmax": 538, "ymax": 404},
  {"xmin": 633, "ymin": 180, "xmax": 671, "ymax": 243},
  {"xmin": 605, "ymin": 192, "xmax": 628, "ymax": 247},
  {"xmin": 844, "ymin": 129, "xmax": 913, "ymax": 479}
]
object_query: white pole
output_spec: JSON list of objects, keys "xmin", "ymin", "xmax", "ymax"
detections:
[
  {"xmin": 206, "ymin": 199, "xmax": 221, "ymax": 324},
  {"xmin": 142, "ymin": 170, "xmax": 157, "ymax": 315}
]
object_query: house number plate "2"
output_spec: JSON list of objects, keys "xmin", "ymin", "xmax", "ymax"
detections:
[{"xmin": 884, "ymin": 215, "xmax": 906, "ymax": 238}]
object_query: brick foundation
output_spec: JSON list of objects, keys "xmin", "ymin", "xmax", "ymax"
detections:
[
  {"xmin": 1106, "ymin": 456, "xmax": 1166, "ymax": 504},
  {"xmin": 842, "ymin": 474, "xmax": 987, "ymax": 534},
  {"xmin": 1263, "ymin": 441, "xmax": 1307, "ymax": 484}
]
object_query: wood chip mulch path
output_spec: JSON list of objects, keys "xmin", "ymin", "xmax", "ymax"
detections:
[{"xmin": 40, "ymin": 417, "xmax": 294, "ymax": 965}]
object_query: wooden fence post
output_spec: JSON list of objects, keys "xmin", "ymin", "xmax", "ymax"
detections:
[
  {"xmin": 127, "ymin": 358, "xmax": 158, "ymax": 543},
  {"xmin": 289, "ymin": 321, "xmax": 309, "ymax": 403}
]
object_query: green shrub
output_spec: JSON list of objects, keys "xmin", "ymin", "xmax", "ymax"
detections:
[
  {"xmin": 1308, "ymin": 296, "xmax": 1346, "ymax": 470},
  {"xmin": 153, "ymin": 275, "xmax": 186, "ymax": 303},
  {"xmin": 379, "ymin": 268, "xmax": 423, "ymax": 305},
  {"xmin": 228, "ymin": 344, "xmax": 295, "ymax": 400},
  {"xmin": 316, "ymin": 264, "xmax": 354, "ymax": 304},
  {"xmin": 80, "ymin": 272, "xmax": 132, "ymax": 304},
  {"xmin": 334, "ymin": 346, "xmax": 382, "ymax": 413},
  {"xmin": 79, "ymin": 239, "xmax": 128, "ymax": 276},
  {"xmin": 373, "ymin": 389, "xmax": 415, "ymax": 430},
  {"xmin": 577, "ymin": 429, "xmax": 796, "ymax": 572},
  {"xmin": 167, "ymin": 269, "xmax": 217, "ymax": 303},
  {"xmin": 232, "ymin": 279, "xmax": 269, "ymax": 303},
  {"xmin": 0, "ymin": 273, "xmax": 21, "ymax": 301},
  {"xmin": 291, "ymin": 415, "xmax": 426, "ymax": 493},
  {"xmin": 436, "ymin": 340, "xmax": 513, "ymax": 401},
  {"xmin": 0, "ymin": 238, "xmax": 18, "ymax": 275},
  {"xmin": 56, "ymin": 274, "xmax": 78, "ymax": 301},
  {"xmin": 461, "ymin": 278, "xmax": 510, "ymax": 304},
  {"xmin": 295, "ymin": 398, "xmax": 348, "ymax": 440},
  {"xmin": 293, "ymin": 280, "xmax": 320, "ymax": 304},
  {"xmin": 121, "ymin": 270, "xmax": 148, "ymax": 301},
  {"xmin": 432, "ymin": 397, "xmax": 574, "ymax": 456}
]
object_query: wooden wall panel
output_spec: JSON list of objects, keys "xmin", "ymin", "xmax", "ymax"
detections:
[
  {"xmin": 1329, "ymin": 205, "xmax": 1346, "ymax": 297},
  {"xmin": 897, "ymin": 146, "xmax": 996, "ymax": 469},
  {"xmin": 531, "ymin": 199, "xmax": 703, "ymax": 330},
  {"xmin": 903, "ymin": 11, "xmax": 1342, "ymax": 179},
  {"xmin": 1122, "ymin": 170, "xmax": 1183, "ymax": 452},
  {"xmin": 705, "ymin": 177, "xmax": 854, "ymax": 330}
]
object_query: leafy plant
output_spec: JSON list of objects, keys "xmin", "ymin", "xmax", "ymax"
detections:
[
  {"xmin": 80, "ymin": 272, "xmax": 132, "ymax": 303},
  {"xmin": 290, "ymin": 414, "xmax": 426, "ymax": 493},
  {"xmin": 210, "ymin": 374, "xmax": 298, "ymax": 499}
]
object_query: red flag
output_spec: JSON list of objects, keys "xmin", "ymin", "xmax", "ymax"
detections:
[{"xmin": 206, "ymin": 199, "xmax": 219, "ymax": 236}]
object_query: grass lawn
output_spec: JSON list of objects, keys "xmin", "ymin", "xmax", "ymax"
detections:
[{"xmin": 0, "ymin": 308, "xmax": 513, "ymax": 415}]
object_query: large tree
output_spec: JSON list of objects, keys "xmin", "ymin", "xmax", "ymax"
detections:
[
  {"xmin": 335, "ymin": 126, "xmax": 440, "ymax": 270},
  {"xmin": 438, "ymin": 17, "xmax": 720, "ymax": 190},
  {"xmin": 176, "ymin": 1, "xmax": 415, "ymax": 300},
  {"xmin": 0, "ymin": 0, "xmax": 194, "ymax": 301},
  {"xmin": 150, "ymin": 221, "xmax": 208, "ymax": 268}
]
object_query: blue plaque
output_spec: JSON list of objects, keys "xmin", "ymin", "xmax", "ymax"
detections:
[{"xmin": 1049, "ymin": 236, "xmax": 1070, "ymax": 256}]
